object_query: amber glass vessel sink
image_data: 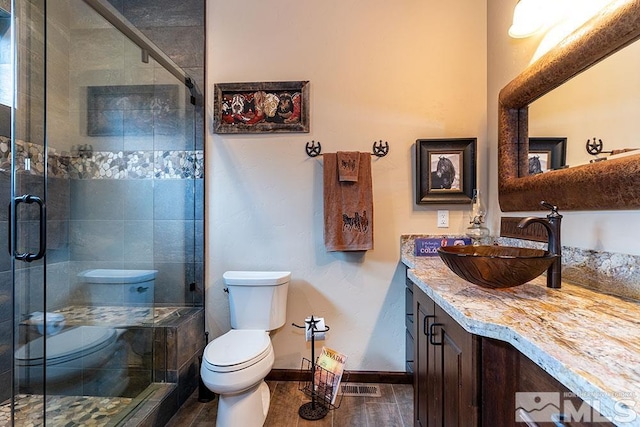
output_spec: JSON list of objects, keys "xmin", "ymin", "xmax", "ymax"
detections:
[{"xmin": 437, "ymin": 245, "xmax": 558, "ymax": 288}]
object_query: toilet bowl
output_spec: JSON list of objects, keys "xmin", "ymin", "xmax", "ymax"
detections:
[
  {"xmin": 201, "ymin": 271, "xmax": 290, "ymax": 427},
  {"xmin": 201, "ymin": 330, "xmax": 275, "ymax": 426},
  {"xmin": 201, "ymin": 330, "xmax": 274, "ymax": 394},
  {"xmin": 15, "ymin": 325, "xmax": 128, "ymax": 396}
]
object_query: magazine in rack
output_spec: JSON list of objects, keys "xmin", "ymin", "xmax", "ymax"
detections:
[{"xmin": 314, "ymin": 346, "xmax": 347, "ymax": 405}]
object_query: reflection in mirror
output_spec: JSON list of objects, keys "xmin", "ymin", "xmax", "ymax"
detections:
[
  {"xmin": 527, "ymin": 137, "xmax": 567, "ymax": 174},
  {"xmin": 498, "ymin": 0, "xmax": 640, "ymax": 211},
  {"xmin": 529, "ymin": 38, "xmax": 640, "ymax": 168}
]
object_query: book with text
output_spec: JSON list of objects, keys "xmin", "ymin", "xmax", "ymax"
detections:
[{"xmin": 314, "ymin": 346, "xmax": 347, "ymax": 405}]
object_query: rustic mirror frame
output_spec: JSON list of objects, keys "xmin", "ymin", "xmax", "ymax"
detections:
[{"xmin": 498, "ymin": 0, "xmax": 640, "ymax": 211}]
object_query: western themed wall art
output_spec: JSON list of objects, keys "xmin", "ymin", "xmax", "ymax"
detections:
[
  {"xmin": 213, "ymin": 81, "xmax": 310, "ymax": 134},
  {"xmin": 415, "ymin": 138, "xmax": 476, "ymax": 204},
  {"xmin": 527, "ymin": 137, "xmax": 567, "ymax": 174}
]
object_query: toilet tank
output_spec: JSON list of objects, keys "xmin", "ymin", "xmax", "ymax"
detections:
[
  {"xmin": 79, "ymin": 269, "xmax": 157, "ymax": 306},
  {"xmin": 223, "ymin": 271, "xmax": 290, "ymax": 330}
]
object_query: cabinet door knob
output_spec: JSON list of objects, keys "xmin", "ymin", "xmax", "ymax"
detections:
[{"xmin": 429, "ymin": 322, "xmax": 444, "ymax": 346}]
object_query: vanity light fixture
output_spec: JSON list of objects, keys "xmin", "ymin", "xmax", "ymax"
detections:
[
  {"xmin": 510, "ymin": 0, "xmax": 619, "ymax": 39},
  {"xmin": 508, "ymin": 0, "xmax": 549, "ymax": 38}
]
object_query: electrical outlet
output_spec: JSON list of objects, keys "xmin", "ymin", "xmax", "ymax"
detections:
[{"xmin": 437, "ymin": 210, "xmax": 449, "ymax": 228}]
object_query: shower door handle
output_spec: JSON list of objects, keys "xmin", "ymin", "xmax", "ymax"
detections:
[{"xmin": 9, "ymin": 195, "xmax": 46, "ymax": 262}]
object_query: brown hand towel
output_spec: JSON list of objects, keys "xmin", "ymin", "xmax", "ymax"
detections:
[
  {"xmin": 336, "ymin": 151, "xmax": 360, "ymax": 182},
  {"xmin": 324, "ymin": 152, "xmax": 373, "ymax": 252}
]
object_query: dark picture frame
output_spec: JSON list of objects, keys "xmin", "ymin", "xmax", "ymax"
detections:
[
  {"xmin": 213, "ymin": 81, "xmax": 310, "ymax": 134},
  {"xmin": 527, "ymin": 137, "xmax": 567, "ymax": 175},
  {"xmin": 415, "ymin": 138, "xmax": 476, "ymax": 204}
]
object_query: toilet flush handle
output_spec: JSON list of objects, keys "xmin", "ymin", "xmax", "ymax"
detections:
[
  {"xmin": 136, "ymin": 286, "xmax": 149, "ymax": 293},
  {"xmin": 223, "ymin": 288, "xmax": 229, "ymax": 293}
]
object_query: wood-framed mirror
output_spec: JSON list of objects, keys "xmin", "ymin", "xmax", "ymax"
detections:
[{"xmin": 498, "ymin": 0, "xmax": 640, "ymax": 211}]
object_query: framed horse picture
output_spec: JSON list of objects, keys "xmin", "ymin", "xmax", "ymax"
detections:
[
  {"xmin": 528, "ymin": 137, "xmax": 567, "ymax": 174},
  {"xmin": 415, "ymin": 138, "xmax": 476, "ymax": 204}
]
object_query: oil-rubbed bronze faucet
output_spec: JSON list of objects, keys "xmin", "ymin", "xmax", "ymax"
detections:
[{"xmin": 518, "ymin": 201, "xmax": 563, "ymax": 289}]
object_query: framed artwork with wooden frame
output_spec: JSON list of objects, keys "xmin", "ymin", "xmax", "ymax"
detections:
[
  {"xmin": 415, "ymin": 138, "xmax": 476, "ymax": 204},
  {"xmin": 213, "ymin": 81, "xmax": 310, "ymax": 134},
  {"xmin": 527, "ymin": 137, "xmax": 567, "ymax": 175}
]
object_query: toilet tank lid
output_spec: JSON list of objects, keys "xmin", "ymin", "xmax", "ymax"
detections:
[
  {"xmin": 223, "ymin": 271, "xmax": 291, "ymax": 286},
  {"xmin": 78, "ymin": 269, "xmax": 158, "ymax": 283}
]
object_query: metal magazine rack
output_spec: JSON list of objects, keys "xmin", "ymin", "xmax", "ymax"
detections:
[{"xmin": 292, "ymin": 317, "xmax": 348, "ymax": 420}]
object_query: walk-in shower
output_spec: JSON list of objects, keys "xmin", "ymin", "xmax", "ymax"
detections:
[{"xmin": 0, "ymin": 0, "xmax": 204, "ymax": 425}]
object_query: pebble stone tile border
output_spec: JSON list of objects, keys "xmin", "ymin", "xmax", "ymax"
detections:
[
  {"xmin": 0, "ymin": 137, "xmax": 204, "ymax": 180},
  {"xmin": 0, "ymin": 394, "xmax": 134, "ymax": 427}
]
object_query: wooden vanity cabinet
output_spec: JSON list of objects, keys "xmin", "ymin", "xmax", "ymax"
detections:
[
  {"xmin": 410, "ymin": 279, "xmax": 615, "ymax": 427},
  {"xmin": 481, "ymin": 338, "xmax": 614, "ymax": 427},
  {"xmin": 413, "ymin": 283, "xmax": 480, "ymax": 427}
]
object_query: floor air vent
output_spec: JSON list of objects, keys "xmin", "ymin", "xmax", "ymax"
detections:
[{"xmin": 339, "ymin": 383, "xmax": 381, "ymax": 397}]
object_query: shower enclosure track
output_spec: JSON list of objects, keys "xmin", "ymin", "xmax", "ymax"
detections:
[{"xmin": 82, "ymin": 0, "xmax": 201, "ymax": 103}]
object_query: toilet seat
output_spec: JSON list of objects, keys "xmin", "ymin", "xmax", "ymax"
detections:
[
  {"xmin": 15, "ymin": 326, "xmax": 117, "ymax": 367},
  {"xmin": 203, "ymin": 329, "xmax": 271, "ymax": 373}
]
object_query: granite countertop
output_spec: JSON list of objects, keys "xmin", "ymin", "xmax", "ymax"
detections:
[{"xmin": 402, "ymin": 244, "xmax": 640, "ymax": 426}]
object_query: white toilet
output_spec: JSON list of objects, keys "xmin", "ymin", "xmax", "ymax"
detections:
[
  {"xmin": 201, "ymin": 271, "xmax": 291, "ymax": 427},
  {"xmin": 15, "ymin": 325, "xmax": 128, "ymax": 396},
  {"xmin": 14, "ymin": 269, "xmax": 157, "ymax": 396},
  {"xmin": 78, "ymin": 269, "xmax": 157, "ymax": 306}
]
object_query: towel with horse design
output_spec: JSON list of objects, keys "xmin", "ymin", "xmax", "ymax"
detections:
[{"xmin": 323, "ymin": 152, "xmax": 373, "ymax": 252}]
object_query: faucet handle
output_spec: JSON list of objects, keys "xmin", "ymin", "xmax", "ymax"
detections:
[{"xmin": 540, "ymin": 201, "xmax": 562, "ymax": 218}]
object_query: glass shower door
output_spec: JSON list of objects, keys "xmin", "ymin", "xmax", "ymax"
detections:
[
  {"xmin": 8, "ymin": 0, "xmax": 49, "ymax": 423},
  {"xmin": 3, "ymin": 0, "xmax": 202, "ymax": 424}
]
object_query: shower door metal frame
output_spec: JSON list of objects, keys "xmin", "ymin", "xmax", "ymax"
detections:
[{"xmin": 9, "ymin": 0, "xmax": 49, "ymax": 422}]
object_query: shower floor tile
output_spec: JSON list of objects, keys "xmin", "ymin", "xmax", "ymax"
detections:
[{"xmin": 0, "ymin": 394, "xmax": 134, "ymax": 427}]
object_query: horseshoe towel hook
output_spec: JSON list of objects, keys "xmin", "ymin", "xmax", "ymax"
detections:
[
  {"xmin": 372, "ymin": 140, "xmax": 389, "ymax": 157},
  {"xmin": 305, "ymin": 140, "xmax": 322, "ymax": 157}
]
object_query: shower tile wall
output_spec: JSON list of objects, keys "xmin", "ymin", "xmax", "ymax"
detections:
[
  {"xmin": 68, "ymin": 166, "xmax": 203, "ymax": 307},
  {"xmin": 108, "ymin": 0, "xmax": 205, "ymax": 144},
  {"xmin": 59, "ymin": 0, "xmax": 206, "ymax": 308},
  {"xmin": 86, "ymin": 0, "xmax": 205, "ymax": 307}
]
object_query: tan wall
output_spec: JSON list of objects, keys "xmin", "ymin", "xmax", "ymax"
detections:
[{"xmin": 206, "ymin": 0, "xmax": 487, "ymax": 370}]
